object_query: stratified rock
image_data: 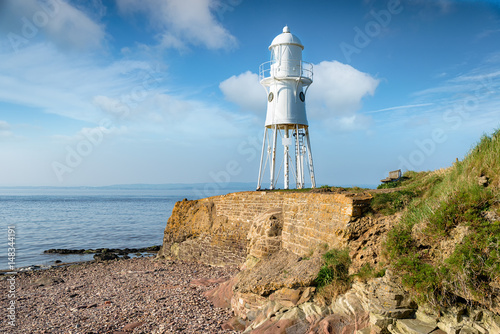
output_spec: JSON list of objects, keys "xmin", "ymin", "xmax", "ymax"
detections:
[
  {"xmin": 297, "ymin": 287, "xmax": 315, "ymax": 305},
  {"xmin": 308, "ymin": 314, "xmax": 354, "ymax": 334},
  {"xmin": 482, "ymin": 310, "xmax": 500, "ymax": 333},
  {"xmin": 189, "ymin": 277, "xmax": 228, "ymax": 287},
  {"xmin": 203, "ymin": 276, "xmax": 238, "ymax": 309},
  {"xmin": 269, "ymin": 288, "xmax": 301, "ymax": 307},
  {"xmin": 301, "ymin": 302, "xmax": 329, "ymax": 325},
  {"xmin": 391, "ymin": 318, "xmax": 437, "ymax": 334},
  {"xmin": 248, "ymin": 318, "xmax": 296, "ymax": 334},
  {"xmin": 231, "ymin": 292, "xmax": 268, "ymax": 321},
  {"xmin": 221, "ymin": 316, "xmax": 247, "ymax": 331},
  {"xmin": 234, "ymin": 249, "xmax": 322, "ymax": 296}
]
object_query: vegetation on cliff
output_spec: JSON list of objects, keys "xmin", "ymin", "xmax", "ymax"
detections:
[{"xmin": 383, "ymin": 129, "xmax": 500, "ymax": 310}]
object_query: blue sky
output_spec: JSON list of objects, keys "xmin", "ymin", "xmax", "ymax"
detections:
[{"xmin": 0, "ymin": 0, "xmax": 499, "ymax": 188}]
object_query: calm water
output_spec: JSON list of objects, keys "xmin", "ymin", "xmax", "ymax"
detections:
[{"xmin": 0, "ymin": 186, "xmax": 250, "ymax": 270}]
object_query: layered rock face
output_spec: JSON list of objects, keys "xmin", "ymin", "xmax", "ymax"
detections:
[{"xmin": 159, "ymin": 191, "xmax": 500, "ymax": 333}]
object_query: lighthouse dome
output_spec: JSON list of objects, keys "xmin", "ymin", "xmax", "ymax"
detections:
[{"xmin": 269, "ymin": 25, "xmax": 304, "ymax": 50}]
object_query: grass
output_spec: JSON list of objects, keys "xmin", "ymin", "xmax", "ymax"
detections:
[
  {"xmin": 313, "ymin": 247, "xmax": 387, "ymax": 304},
  {"xmin": 377, "ymin": 179, "xmax": 404, "ymax": 189},
  {"xmin": 271, "ymin": 185, "xmax": 369, "ymax": 193},
  {"xmin": 383, "ymin": 129, "xmax": 500, "ymax": 308},
  {"xmin": 370, "ymin": 170, "xmax": 446, "ymax": 215},
  {"xmin": 371, "ymin": 189, "xmax": 418, "ymax": 215},
  {"xmin": 315, "ymin": 248, "xmax": 351, "ymax": 287},
  {"xmin": 314, "ymin": 247, "xmax": 351, "ymax": 305},
  {"xmin": 355, "ymin": 263, "xmax": 386, "ymax": 281}
]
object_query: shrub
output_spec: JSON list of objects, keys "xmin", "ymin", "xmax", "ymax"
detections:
[{"xmin": 315, "ymin": 248, "xmax": 351, "ymax": 287}]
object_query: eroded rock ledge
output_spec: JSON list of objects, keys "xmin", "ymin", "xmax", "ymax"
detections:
[{"xmin": 158, "ymin": 191, "xmax": 500, "ymax": 333}]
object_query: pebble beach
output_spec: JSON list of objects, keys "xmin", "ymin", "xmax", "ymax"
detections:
[{"xmin": 1, "ymin": 257, "xmax": 239, "ymax": 334}]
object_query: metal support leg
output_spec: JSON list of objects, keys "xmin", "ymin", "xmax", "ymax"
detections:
[
  {"xmin": 295, "ymin": 124, "xmax": 303, "ymax": 189},
  {"xmin": 256, "ymin": 127, "xmax": 268, "ymax": 190},
  {"xmin": 270, "ymin": 125, "xmax": 278, "ymax": 190},
  {"xmin": 284, "ymin": 126, "xmax": 289, "ymax": 190},
  {"xmin": 305, "ymin": 127, "xmax": 316, "ymax": 188}
]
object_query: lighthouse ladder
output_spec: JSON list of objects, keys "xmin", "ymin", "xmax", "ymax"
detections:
[{"xmin": 294, "ymin": 127, "xmax": 305, "ymax": 189}]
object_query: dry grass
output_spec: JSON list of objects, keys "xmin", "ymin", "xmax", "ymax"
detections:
[{"xmin": 314, "ymin": 280, "xmax": 351, "ymax": 306}]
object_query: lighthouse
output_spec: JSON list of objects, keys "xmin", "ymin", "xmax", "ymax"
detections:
[{"xmin": 257, "ymin": 26, "xmax": 316, "ymax": 190}]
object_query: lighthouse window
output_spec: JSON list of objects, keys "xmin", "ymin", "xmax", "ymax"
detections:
[
  {"xmin": 268, "ymin": 92, "xmax": 274, "ymax": 102},
  {"xmin": 299, "ymin": 91, "xmax": 305, "ymax": 102}
]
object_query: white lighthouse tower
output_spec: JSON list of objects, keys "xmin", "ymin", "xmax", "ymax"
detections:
[{"xmin": 257, "ymin": 26, "xmax": 316, "ymax": 190}]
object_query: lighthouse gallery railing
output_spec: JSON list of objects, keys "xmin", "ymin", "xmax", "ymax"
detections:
[{"xmin": 259, "ymin": 60, "xmax": 313, "ymax": 82}]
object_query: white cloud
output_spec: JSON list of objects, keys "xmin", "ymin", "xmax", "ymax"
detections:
[
  {"xmin": 366, "ymin": 103, "xmax": 434, "ymax": 114},
  {"xmin": 340, "ymin": 114, "xmax": 372, "ymax": 130},
  {"xmin": 0, "ymin": 120, "xmax": 15, "ymax": 139},
  {"xmin": 92, "ymin": 95, "xmax": 130, "ymax": 118},
  {"xmin": 119, "ymin": 91, "xmax": 252, "ymax": 141},
  {"xmin": 0, "ymin": 0, "xmax": 106, "ymax": 52},
  {"xmin": 51, "ymin": 124, "xmax": 128, "ymax": 143},
  {"xmin": 0, "ymin": 121, "xmax": 10, "ymax": 131},
  {"xmin": 219, "ymin": 71, "xmax": 266, "ymax": 113},
  {"xmin": 374, "ymin": 57, "xmax": 500, "ymax": 133},
  {"xmin": 307, "ymin": 61, "xmax": 380, "ymax": 118},
  {"xmin": 116, "ymin": 0, "xmax": 237, "ymax": 50},
  {"xmin": 220, "ymin": 61, "xmax": 380, "ymax": 130},
  {"xmin": 0, "ymin": 39, "xmax": 251, "ymax": 146},
  {"xmin": 0, "ymin": 43, "xmax": 164, "ymax": 123}
]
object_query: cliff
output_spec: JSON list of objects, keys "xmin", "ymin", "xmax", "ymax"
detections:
[{"xmin": 158, "ymin": 130, "xmax": 500, "ymax": 333}]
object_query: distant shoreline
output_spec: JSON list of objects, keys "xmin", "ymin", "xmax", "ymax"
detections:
[{"xmin": 0, "ymin": 182, "xmax": 377, "ymax": 190}]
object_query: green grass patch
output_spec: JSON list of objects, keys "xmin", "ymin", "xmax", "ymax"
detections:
[
  {"xmin": 314, "ymin": 247, "xmax": 352, "ymax": 305},
  {"xmin": 315, "ymin": 248, "xmax": 351, "ymax": 288},
  {"xmin": 371, "ymin": 190, "xmax": 419, "ymax": 215},
  {"xmin": 383, "ymin": 129, "xmax": 500, "ymax": 308},
  {"xmin": 426, "ymin": 186, "xmax": 492, "ymax": 237},
  {"xmin": 354, "ymin": 263, "xmax": 386, "ymax": 281}
]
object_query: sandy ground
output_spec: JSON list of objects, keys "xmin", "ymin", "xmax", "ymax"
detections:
[{"xmin": 1, "ymin": 257, "xmax": 239, "ymax": 334}]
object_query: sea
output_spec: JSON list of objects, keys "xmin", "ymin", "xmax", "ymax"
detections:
[{"xmin": 0, "ymin": 185, "xmax": 253, "ymax": 271}]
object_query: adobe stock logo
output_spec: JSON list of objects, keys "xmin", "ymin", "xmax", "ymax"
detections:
[
  {"xmin": 214, "ymin": 0, "xmax": 242, "ymax": 21},
  {"xmin": 192, "ymin": 134, "xmax": 262, "ymax": 198},
  {"xmin": 51, "ymin": 120, "xmax": 113, "ymax": 183},
  {"xmin": 340, "ymin": 0, "xmax": 403, "ymax": 63},
  {"xmin": 399, "ymin": 76, "xmax": 496, "ymax": 172},
  {"xmin": 7, "ymin": 0, "xmax": 62, "ymax": 53}
]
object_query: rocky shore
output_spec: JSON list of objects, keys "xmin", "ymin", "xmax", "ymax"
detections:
[{"xmin": 1, "ymin": 257, "xmax": 239, "ymax": 334}]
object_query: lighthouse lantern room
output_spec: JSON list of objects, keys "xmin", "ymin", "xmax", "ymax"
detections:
[{"xmin": 257, "ymin": 26, "xmax": 316, "ymax": 190}]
